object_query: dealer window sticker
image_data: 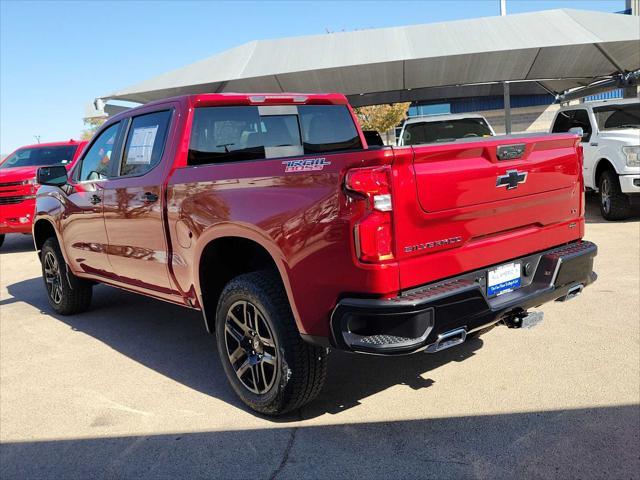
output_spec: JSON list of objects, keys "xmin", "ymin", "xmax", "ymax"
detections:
[{"xmin": 126, "ymin": 126, "xmax": 158, "ymax": 165}]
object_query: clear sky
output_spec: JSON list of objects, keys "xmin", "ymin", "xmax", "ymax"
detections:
[{"xmin": 0, "ymin": 0, "xmax": 627, "ymax": 153}]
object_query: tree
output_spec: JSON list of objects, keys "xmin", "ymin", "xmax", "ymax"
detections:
[
  {"xmin": 353, "ymin": 103, "xmax": 411, "ymax": 134},
  {"xmin": 81, "ymin": 116, "xmax": 106, "ymax": 140}
]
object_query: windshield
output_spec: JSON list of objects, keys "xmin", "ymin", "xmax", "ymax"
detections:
[
  {"xmin": 0, "ymin": 145, "xmax": 78, "ymax": 170},
  {"xmin": 593, "ymin": 104, "xmax": 640, "ymax": 130},
  {"xmin": 402, "ymin": 118, "xmax": 493, "ymax": 145}
]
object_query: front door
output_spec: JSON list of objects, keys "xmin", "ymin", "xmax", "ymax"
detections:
[
  {"xmin": 61, "ymin": 122, "xmax": 122, "ymax": 276},
  {"xmin": 102, "ymin": 109, "xmax": 175, "ymax": 294}
]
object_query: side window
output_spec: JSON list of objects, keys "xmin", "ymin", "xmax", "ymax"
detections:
[
  {"xmin": 552, "ymin": 111, "xmax": 574, "ymax": 133},
  {"xmin": 552, "ymin": 110, "xmax": 592, "ymax": 142},
  {"xmin": 188, "ymin": 107, "xmax": 264, "ymax": 165},
  {"xmin": 120, "ymin": 110, "xmax": 172, "ymax": 176},
  {"xmin": 298, "ymin": 105, "xmax": 362, "ymax": 154},
  {"xmin": 570, "ymin": 109, "xmax": 592, "ymax": 141},
  {"xmin": 78, "ymin": 122, "xmax": 121, "ymax": 182}
]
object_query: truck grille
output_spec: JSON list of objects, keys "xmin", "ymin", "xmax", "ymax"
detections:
[
  {"xmin": 0, "ymin": 196, "xmax": 26, "ymax": 205},
  {"xmin": 0, "ymin": 181, "xmax": 24, "ymax": 188}
]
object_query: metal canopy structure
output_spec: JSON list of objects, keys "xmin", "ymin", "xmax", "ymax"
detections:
[{"xmin": 99, "ymin": 9, "xmax": 640, "ymax": 108}]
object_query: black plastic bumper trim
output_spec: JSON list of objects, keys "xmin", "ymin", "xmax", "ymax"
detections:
[{"xmin": 330, "ymin": 240, "xmax": 597, "ymax": 355}]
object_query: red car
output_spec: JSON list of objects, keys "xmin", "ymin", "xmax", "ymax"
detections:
[
  {"xmin": 0, "ymin": 140, "xmax": 86, "ymax": 248},
  {"xmin": 32, "ymin": 94, "xmax": 597, "ymax": 414}
]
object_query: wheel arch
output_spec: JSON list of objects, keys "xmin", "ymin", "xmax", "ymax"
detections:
[
  {"xmin": 33, "ymin": 218, "xmax": 60, "ymax": 252},
  {"xmin": 193, "ymin": 225, "xmax": 300, "ymax": 335},
  {"xmin": 594, "ymin": 158, "xmax": 617, "ymax": 190}
]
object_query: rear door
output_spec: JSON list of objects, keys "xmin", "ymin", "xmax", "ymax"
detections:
[{"xmin": 102, "ymin": 107, "xmax": 175, "ymax": 294}]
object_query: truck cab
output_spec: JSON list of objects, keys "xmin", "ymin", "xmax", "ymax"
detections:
[{"xmin": 550, "ymin": 98, "xmax": 640, "ymax": 220}]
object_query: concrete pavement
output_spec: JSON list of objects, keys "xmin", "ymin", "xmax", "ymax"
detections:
[{"xmin": 1, "ymin": 196, "xmax": 638, "ymax": 479}]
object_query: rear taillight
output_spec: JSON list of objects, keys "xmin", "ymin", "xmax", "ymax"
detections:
[
  {"xmin": 345, "ymin": 166, "xmax": 394, "ymax": 263},
  {"xmin": 577, "ymin": 143, "xmax": 585, "ymax": 216}
]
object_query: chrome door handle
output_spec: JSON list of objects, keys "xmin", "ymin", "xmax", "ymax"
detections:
[{"xmin": 590, "ymin": 142, "xmax": 598, "ymax": 146}]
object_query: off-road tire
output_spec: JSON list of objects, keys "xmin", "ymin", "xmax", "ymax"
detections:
[
  {"xmin": 40, "ymin": 237, "xmax": 93, "ymax": 315},
  {"xmin": 215, "ymin": 270, "xmax": 328, "ymax": 415},
  {"xmin": 599, "ymin": 169, "xmax": 632, "ymax": 221}
]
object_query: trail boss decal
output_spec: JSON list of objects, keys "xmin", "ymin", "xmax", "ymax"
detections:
[{"xmin": 283, "ymin": 158, "xmax": 331, "ymax": 173}]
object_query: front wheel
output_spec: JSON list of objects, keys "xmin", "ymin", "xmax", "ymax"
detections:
[
  {"xmin": 215, "ymin": 271, "xmax": 328, "ymax": 415},
  {"xmin": 599, "ymin": 170, "xmax": 632, "ymax": 220},
  {"xmin": 40, "ymin": 237, "xmax": 93, "ymax": 315}
]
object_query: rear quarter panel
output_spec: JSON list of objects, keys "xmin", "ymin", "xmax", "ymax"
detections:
[{"xmin": 166, "ymin": 147, "xmax": 399, "ymax": 337}]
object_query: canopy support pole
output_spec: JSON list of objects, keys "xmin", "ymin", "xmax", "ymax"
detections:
[{"xmin": 503, "ymin": 81, "xmax": 512, "ymax": 134}]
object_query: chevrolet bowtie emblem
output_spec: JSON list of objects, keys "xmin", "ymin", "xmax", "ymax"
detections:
[{"xmin": 496, "ymin": 170, "xmax": 527, "ymax": 190}]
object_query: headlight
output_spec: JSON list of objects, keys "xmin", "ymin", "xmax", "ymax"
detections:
[
  {"xmin": 21, "ymin": 177, "xmax": 37, "ymax": 194},
  {"xmin": 623, "ymin": 146, "xmax": 640, "ymax": 167}
]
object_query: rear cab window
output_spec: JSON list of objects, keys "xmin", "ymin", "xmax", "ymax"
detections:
[
  {"xmin": 402, "ymin": 118, "xmax": 493, "ymax": 145},
  {"xmin": 188, "ymin": 104, "xmax": 362, "ymax": 166}
]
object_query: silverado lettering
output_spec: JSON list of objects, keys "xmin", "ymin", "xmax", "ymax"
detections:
[{"xmin": 404, "ymin": 236, "xmax": 463, "ymax": 253}]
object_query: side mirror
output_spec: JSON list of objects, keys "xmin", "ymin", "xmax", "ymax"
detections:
[
  {"xmin": 568, "ymin": 126, "xmax": 588, "ymax": 141},
  {"xmin": 37, "ymin": 165, "xmax": 68, "ymax": 187},
  {"xmin": 568, "ymin": 126, "xmax": 583, "ymax": 136}
]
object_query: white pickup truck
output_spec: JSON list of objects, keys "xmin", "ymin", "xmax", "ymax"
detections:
[{"xmin": 550, "ymin": 98, "xmax": 640, "ymax": 220}]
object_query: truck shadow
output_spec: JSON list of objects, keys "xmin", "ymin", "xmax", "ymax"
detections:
[
  {"xmin": 2, "ymin": 404, "xmax": 639, "ymax": 479},
  {"xmin": 0, "ymin": 234, "xmax": 35, "ymax": 254},
  {"xmin": 4, "ymin": 277, "xmax": 483, "ymax": 421}
]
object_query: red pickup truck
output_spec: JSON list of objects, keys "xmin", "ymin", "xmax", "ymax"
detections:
[
  {"xmin": 0, "ymin": 140, "xmax": 86, "ymax": 248},
  {"xmin": 33, "ymin": 93, "xmax": 597, "ymax": 415}
]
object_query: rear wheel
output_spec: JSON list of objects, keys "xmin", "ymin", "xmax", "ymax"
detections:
[
  {"xmin": 599, "ymin": 170, "xmax": 632, "ymax": 220},
  {"xmin": 215, "ymin": 271, "xmax": 328, "ymax": 415},
  {"xmin": 40, "ymin": 237, "xmax": 93, "ymax": 315}
]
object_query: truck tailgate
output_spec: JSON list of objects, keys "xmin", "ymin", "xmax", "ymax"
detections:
[
  {"xmin": 391, "ymin": 133, "xmax": 584, "ymax": 290},
  {"xmin": 414, "ymin": 135, "xmax": 579, "ymax": 212}
]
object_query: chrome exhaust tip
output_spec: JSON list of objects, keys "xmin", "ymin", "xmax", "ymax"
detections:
[
  {"xmin": 425, "ymin": 328, "xmax": 467, "ymax": 353},
  {"xmin": 556, "ymin": 284, "xmax": 584, "ymax": 302}
]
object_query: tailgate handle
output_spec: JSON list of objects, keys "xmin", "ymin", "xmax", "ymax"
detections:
[{"xmin": 497, "ymin": 143, "xmax": 526, "ymax": 161}]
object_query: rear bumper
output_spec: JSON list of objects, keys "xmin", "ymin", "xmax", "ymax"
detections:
[
  {"xmin": 330, "ymin": 240, "xmax": 597, "ymax": 355},
  {"xmin": 0, "ymin": 198, "xmax": 35, "ymax": 234}
]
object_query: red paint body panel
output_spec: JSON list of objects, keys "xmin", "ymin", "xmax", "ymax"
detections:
[
  {"xmin": 1, "ymin": 140, "xmax": 86, "ymax": 234},
  {"xmin": 34, "ymin": 94, "xmax": 586, "ymax": 341}
]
